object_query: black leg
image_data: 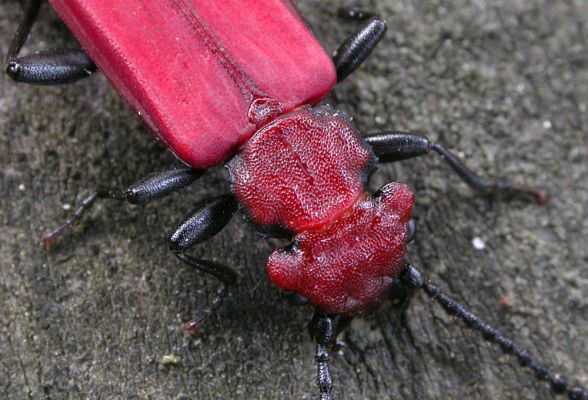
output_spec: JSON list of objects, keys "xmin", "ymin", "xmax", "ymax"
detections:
[
  {"xmin": 185, "ymin": 283, "xmax": 229, "ymax": 336},
  {"xmin": 5, "ymin": 0, "xmax": 42, "ymax": 64},
  {"xmin": 169, "ymin": 194, "xmax": 239, "ymax": 333},
  {"xmin": 6, "ymin": 0, "xmax": 96, "ymax": 85},
  {"xmin": 43, "ymin": 168, "xmax": 202, "ymax": 247},
  {"xmin": 333, "ymin": 16, "xmax": 387, "ymax": 82},
  {"xmin": 400, "ymin": 265, "xmax": 588, "ymax": 400},
  {"xmin": 365, "ymin": 132, "xmax": 548, "ymax": 204}
]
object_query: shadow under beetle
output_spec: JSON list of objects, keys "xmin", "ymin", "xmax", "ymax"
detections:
[{"xmin": 5, "ymin": 0, "xmax": 586, "ymax": 399}]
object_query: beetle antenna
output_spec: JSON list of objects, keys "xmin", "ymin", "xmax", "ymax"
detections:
[
  {"xmin": 401, "ymin": 265, "xmax": 588, "ymax": 400},
  {"xmin": 309, "ymin": 312, "xmax": 339, "ymax": 400}
]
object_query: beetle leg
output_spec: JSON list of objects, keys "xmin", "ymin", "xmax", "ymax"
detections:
[
  {"xmin": 333, "ymin": 16, "xmax": 387, "ymax": 82},
  {"xmin": 169, "ymin": 194, "xmax": 239, "ymax": 334},
  {"xmin": 184, "ymin": 282, "xmax": 229, "ymax": 336},
  {"xmin": 5, "ymin": 0, "xmax": 96, "ymax": 85},
  {"xmin": 43, "ymin": 168, "xmax": 202, "ymax": 248},
  {"xmin": 365, "ymin": 132, "xmax": 548, "ymax": 204},
  {"xmin": 399, "ymin": 265, "xmax": 588, "ymax": 400}
]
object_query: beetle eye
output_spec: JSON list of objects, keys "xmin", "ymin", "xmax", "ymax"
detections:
[
  {"xmin": 282, "ymin": 291, "xmax": 310, "ymax": 306},
  {"xmin": 406, "ymin": 218, "xmax": 416, "ymax": 243}
]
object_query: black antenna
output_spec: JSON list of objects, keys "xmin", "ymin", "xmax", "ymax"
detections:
[{"xmin": 401, "ymin": 265, "xmax": 588, "ymax": 400}]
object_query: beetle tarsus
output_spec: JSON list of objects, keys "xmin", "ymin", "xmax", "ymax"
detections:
[
  {"xmin": 185, "ymin": 283, "xmax": 228, "ymax": 336},
  {"xmin": 42, "ymin": 191, "xmax": 98, "ymax": 250},
  {"xmin": 173, "ymin": 252, "xmax": 237, "ymax": 333},
  {"xmin": 431, "ymin": 143, "xmax": 548, "ymax": 204}
]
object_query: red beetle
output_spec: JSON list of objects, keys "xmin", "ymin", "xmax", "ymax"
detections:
[{"xmin": 5, "ymin": 1, "xmax": 586, "ymax": 399}]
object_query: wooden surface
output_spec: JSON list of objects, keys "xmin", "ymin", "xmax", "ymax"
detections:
[{"xmin": 1, "ymin": 0, "xmax": 587, "ymax": 399}]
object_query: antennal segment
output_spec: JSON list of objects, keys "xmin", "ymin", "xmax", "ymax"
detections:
[{"xmin": 401, "ymin": 265, "xmax": 587, "ymax": 400}]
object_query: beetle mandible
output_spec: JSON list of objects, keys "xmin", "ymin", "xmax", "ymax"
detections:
[{"xmin": 3, "ymin": 0, "xmax": 587, "ymax": 399}]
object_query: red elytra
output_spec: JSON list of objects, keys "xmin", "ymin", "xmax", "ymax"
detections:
[
  {"xmin": 48, "ymin": 0, "xmax": 414, "ymax": 315},
  {"xmin": 49, "ymin": 0, "xmax": 336, "ymax": 168}
]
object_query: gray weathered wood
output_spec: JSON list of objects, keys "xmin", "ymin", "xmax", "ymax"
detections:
[{"xmin": 1, "ymin": 0, "xmax": 586, "ymax": 399}]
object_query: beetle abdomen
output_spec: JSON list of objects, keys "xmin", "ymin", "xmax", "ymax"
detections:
[
  {"xmin": 49, "ymin": 0, "xmax": 336, "ymax": 168},
  {"xmin": 228, "ymin": 106, "xmax": 376, "ymax": 234},
  {"xmin": 267, "ymin": 183, "xmax": 414, "ymax": 315}
]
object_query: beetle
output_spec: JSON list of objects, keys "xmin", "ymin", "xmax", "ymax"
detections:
[{"xmin": 3, "ymin": 0, "xmax": 587, "ymax": 399}]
